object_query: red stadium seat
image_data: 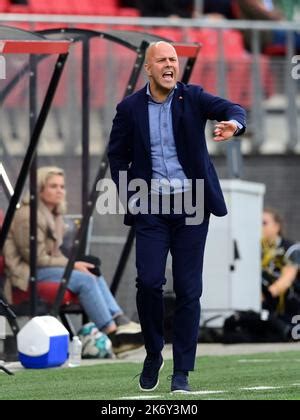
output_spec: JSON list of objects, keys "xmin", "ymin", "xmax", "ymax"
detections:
[
  {"xmin": 188, "ymin": 28, "xmax": 274, "ymax": 108},
  {"xmin": 11, "ymin": 282, "xmax": 84, "ymax": 337},
  {"xmin": 149, "ymin": 27, "xmax": 183, "ymax": 43},
  {"xmin": 187, "ymin": 28, "xmax": 246, "ymax": 59},
  {"xmin": 93, "ymin": 7, "xmax": 118, "ymax": 16},
  {"xmin": 7, "ymin": 4, "xmax": 30, "ymax": 14},
  {"xmin": 12, "ymin": 283, "xmax": 79, "ymax": 307},
  {"xmin": 28, "ymin": 0, "xmax": 55, "ymax": 14},
  {"xmin": 93, "ymin": 0, "xmax": 119, "ymax": 10},
  {"xmin": 0, "ymin": 0, "xmax": 8, "ymax": 13},
  {"xmin": 263, "ymin": 44, "xmax": 286, "ymax": 56},
  {"xmin": 86, "ymin": 0, "xmax": 119, "ymax": 16},
  {"xmin": 68, "ymin": 0, "xmax": 95, "ymax": 15},
  {"xmin": 11, "ymin": 277, "xmax": 84, "ymax": 336},
  {"xmin": 29, "ymin": 0, "xmax": 119, "ymax": 15},
  {"xmin": 118, "ymin": 8, "xmax": 141, "ymax": 17}
]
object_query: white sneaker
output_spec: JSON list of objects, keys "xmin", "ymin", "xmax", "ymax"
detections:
[
  {"xmin": 113, "ymin": 342, "xmax": 143, "ymax": 357},
  {"xmin": 115, "ymin": 322, "xmax": 142, "ymax": 335}
]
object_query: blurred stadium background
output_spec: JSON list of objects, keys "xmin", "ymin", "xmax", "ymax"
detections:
[{"xmin": 0, "ymin": 0, "xmax": 300, "ymax": 386}]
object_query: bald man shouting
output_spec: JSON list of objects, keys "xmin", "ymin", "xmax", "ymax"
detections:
[{"xmin": 108, "ymin": 42, "xmax": 246, "ymax": 393}]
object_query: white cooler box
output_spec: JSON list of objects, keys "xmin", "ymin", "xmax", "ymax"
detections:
[{"xmin": 17, "ymin": 316, "xmax": 69, "ymax": 369}]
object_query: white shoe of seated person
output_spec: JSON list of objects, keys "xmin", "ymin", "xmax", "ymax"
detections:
[{"xmin": 115, "ymin": 321, "xmax": 142, "ymax": 335}]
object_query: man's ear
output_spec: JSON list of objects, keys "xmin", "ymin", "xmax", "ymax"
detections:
[{"xmin": 144, "ymin": 63, "xmax": 151, "ymax": 77}]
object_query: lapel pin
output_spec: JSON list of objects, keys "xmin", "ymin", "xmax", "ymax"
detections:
[{"xmin": 179, "ymin": 96, "xmax": 183, "ymax": 100}]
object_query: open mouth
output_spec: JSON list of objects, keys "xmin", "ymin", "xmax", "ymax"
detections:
[{"xmin": 162, "ymin": 71, "xmax": 174, "ymax": 81}]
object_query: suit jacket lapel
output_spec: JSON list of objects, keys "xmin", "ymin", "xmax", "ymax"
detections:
[
  {"xmin": 136, "ymin": 86, "xmax": 151, "ymax": 155},
  {"xmin": 171, "ymin": 83, "xmax": 185, "ymax": 155}
]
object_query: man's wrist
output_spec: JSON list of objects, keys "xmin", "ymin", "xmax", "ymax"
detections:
[{"xmin": 230, "ymin": 119, "xmax": 243, "ymax": 135}]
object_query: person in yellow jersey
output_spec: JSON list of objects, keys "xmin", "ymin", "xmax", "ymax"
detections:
[{"xmin": 262, "ymin": 208, "xmax": 300, "ymax": 319}]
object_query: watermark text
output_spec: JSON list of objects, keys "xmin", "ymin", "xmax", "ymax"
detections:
[
  {"xmin": 291, "ymin": 55, "xmax": 300, "ymax": 80},
  {"xmin": 96, "ymin": 173, "xmax": 205, "ymax": 225}
]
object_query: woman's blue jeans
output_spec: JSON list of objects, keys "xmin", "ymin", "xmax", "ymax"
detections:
[
  {"xmin": 273, "ymin": 30, "xmax": 300, "ymax": 51},
  {"xmin": 37, "ymin": 267, "xmax": 122, "ymax": 330}
]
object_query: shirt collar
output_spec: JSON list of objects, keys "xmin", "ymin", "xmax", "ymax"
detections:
[{"xmin": 146, "ymin": 83, "xmax": 177, "ymax": 104}]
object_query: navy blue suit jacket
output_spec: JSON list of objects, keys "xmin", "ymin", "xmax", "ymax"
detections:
[{"xmin": 108, "ymin": 82, "xmax": 246, "ymax": 226}]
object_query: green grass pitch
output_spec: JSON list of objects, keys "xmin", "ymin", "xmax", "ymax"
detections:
[{"xmin": 0, "ymin": 351, "xmax": 299, "ymax": 400}]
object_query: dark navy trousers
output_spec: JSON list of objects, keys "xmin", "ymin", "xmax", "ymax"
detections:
[{"xmin": 135, "ymin": 210, "xmax": 210, "ymax": 372}]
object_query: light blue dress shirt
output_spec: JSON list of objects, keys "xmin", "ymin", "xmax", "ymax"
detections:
[
  {"xmin": 147, "ymin": 84, "xmax": 190, "ymax": 194},
  {"xmin": 146, "ymin": 84, "xmax": 243, "ymax": 195}
]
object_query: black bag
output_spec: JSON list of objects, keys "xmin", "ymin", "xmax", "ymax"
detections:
[{"xmin": 222, "ymin": 310, "xmax": 292, "ymax": 344}]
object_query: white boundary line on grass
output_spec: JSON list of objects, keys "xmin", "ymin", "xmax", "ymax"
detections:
[
  {"xmin": 185, "ymin": 391, "xmax": 227, "ymax": 396},
  {"xmin": 241, "ymin": 386, "xmax": 283, "ymax": 391},
  {"xmin": 118, "ymin": 391, "xmax": 227, "ymax": 399},
  {"xmin": 119, "ymin": 384, "xmax": 300, "ymax": 399},
  {"xmin": 238, "ymin": 359, "xmax": 300, "ymax": 364},
  {"xmin": 119, "ymin": 395, "xmax": 163, "ymax": 400}
]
